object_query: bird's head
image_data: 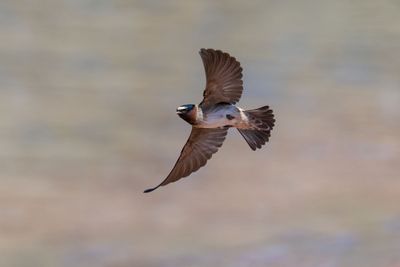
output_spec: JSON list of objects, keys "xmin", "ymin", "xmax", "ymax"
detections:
[
  {"xmin": 176, "ymin": 104, "xmax": 195, "ymax": 115},
  {"xmin": 176, "ymin": 104, "xmax": 197, "ymax": 124}
]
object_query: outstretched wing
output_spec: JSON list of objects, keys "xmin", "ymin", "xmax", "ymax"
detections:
[
  {"xmin": 144, "ymin": 127, "xmax": 228, "ymax": 193},
  {"xmin": 199, "ymin": 48, "xmax": 243, "ymax": 108}
]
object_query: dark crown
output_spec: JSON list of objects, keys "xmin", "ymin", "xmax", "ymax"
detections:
[{"xmin": 176, "ymin": 104, "xmax": 195, "ymax": 113}]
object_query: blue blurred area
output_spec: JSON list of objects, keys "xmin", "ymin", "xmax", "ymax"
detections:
[{"xmin": 0, "ymin": 1, "xmax": 400, "ymax": 267}]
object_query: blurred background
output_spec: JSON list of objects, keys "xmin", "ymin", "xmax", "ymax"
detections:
[{"xmin": 1, "ymin": 1, "xmax": 400, "ymax": 266}]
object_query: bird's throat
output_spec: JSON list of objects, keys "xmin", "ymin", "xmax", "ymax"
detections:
[{"xmin": 178, "ymin": 106, "xmax": 198, "ymax": 125}]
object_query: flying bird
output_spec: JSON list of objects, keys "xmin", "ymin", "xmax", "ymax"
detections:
[{"xmin": 144, "ymin": 48, "xmax": 275, "ymax": 193}]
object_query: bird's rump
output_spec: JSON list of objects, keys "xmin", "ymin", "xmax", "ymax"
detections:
[{"xmin": 237, "ymin": 106, "xmax": 275, "ymax": 150}]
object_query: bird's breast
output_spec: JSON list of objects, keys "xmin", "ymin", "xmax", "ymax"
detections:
[{"xmin": 196, "ymin": 105, "xmax": 240, "ymax": 128}]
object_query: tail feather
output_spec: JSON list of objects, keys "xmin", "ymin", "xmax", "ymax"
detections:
[{"xmin": 237, "ymin": 106, "xmax": 275, "ymax": 150}]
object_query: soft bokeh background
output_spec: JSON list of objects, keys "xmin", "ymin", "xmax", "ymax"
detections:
[{"xmin": 1, "ymin": 1, "xmax": 400, "ymax": 266}]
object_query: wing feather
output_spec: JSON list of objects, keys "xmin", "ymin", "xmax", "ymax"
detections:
[
  {"xmin": 199, "ymin": 48, "xmax": 243, "ymax": 108},
  {"xmin": 143, "ymin": 127, "xmax": 228, "ymax": 193}
]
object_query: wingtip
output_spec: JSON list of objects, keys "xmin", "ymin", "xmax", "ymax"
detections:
[
  {"xmin": 143, "ymin": 187, "xmax": 156, "ymax": 193},
  {"xmin": 143, "ymin": 184, "xmax": 162, "ymax": 193}
]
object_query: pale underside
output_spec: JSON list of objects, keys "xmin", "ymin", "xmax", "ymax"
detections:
[{"xmin": 195, "ymin": 104, "xmax": 250, "ymax": 129}]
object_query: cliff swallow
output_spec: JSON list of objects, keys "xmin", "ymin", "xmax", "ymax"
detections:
[{"xmin": 144, "ymin": 48, "xmax": 275, "ymax": 193}]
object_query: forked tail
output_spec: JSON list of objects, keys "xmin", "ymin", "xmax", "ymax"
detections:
[{"xmin": 237, "ymin": 106, "xmax": 275, "ymax": 150}]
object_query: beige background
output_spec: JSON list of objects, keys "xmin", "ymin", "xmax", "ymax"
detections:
[{"xmin": 1, "ymin": 1, "xmax": 400, "ymax": 266}]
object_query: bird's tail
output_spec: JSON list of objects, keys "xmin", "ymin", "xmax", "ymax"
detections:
[{"xmin": 237, "ymin": 106, "xmax": 275, "ymax": 150}]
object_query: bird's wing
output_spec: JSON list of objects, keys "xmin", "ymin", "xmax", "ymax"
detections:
[
  {"xmin": 144, "ymin": 127, "xmax": 228, "ymax": 193},
  {"xmin": 199, "ymin": 48, "xmax": 243, "ymax": 109}
]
